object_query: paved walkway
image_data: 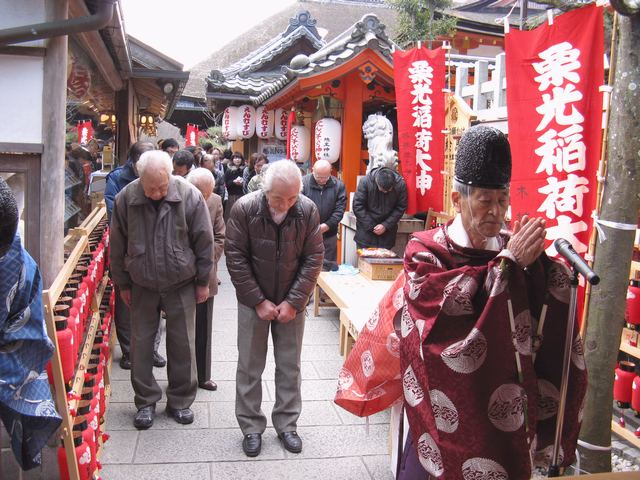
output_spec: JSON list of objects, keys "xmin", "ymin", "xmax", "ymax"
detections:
[{"xmin": 101, "ymin": 259, "xmax": 394, "ymax": 480}]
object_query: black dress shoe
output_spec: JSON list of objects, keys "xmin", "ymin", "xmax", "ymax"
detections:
[
  {"xmin": 278, "ymin": 431, "xmax": 302, "ymax": 453},
  {"xmin": 242, "ymin": 433, "xmax": 262, "ymax": 457},
  {"xmin": 153, "ymin": 352, "xmax": 166, "ymax": 368},
  {"xmin": 166, "ymin": 406, "xmax": 194, "ymax": 424},
  {"xmin": 133, "ymin": 405, "xmax": 155, "ymax": 430},
  {"xmin": 119, "ymin": 354, "xmax": 131, "ymax": 370},
  {"xmin": 198, "ymin": 380, "xmax": 218, "ymax": 391}
]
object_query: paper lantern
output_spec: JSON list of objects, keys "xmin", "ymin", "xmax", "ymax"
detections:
[
  {"xmin": 222, "ymin": 107, "xmax": 238, "ymax": 140},
  {"xmin": 236, "ymin": 104, "xmax": 256, "ymax": 139},
  {"xmin": 275, "ymin": 108, "xmax": 289, "ymax": 140},
  {"xmin": 314, "ymin": 118, "xmax": 342, "ymax": 163},
  {"xmin": 289, "ymin": 125, "xmax": 310, "ymax": 163},
  {"xmin": 255, "ymin": 107, "xmax": 274, "ymax": 139}
]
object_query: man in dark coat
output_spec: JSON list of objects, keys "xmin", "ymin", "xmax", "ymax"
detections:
[
  {"xmin": 353, "ymin": 166, "xmax": 408, "ymax": 249},
  {"xmin": 301, "ymin": 160, "xmax": 346, "ymax": 271}
]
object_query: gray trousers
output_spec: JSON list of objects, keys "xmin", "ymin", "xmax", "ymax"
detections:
[
  {"xmin": 236, "ymin": 302, "xmax": 305, "ymax": 435},
  {"xmin": 130, "ymin": 282, "xmax": 197, "ymax": 409},
  {"xmin": 114, "ymin": 284, "xmax": 162, "ymax": 357}
]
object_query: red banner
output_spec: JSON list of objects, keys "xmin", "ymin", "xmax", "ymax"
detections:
[
  {"xmin": 506, "ymin": 4, "xmax": 604, "ymax": 258},
  {"xmin": 393, "ymin": 47, "xmax": 446, "ymax": 215},
  {"xmin": 185, "ymin": 124, "xmax": 199, "ymax": 147},
  {"xmin": 77, "ymin": 120, "xmax": 93, "ymax": 144}
]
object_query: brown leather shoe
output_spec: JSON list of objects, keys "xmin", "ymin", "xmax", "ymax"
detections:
[{"xmin": 198, "ymin": 380, "xmax": 217, "ymax": 391}]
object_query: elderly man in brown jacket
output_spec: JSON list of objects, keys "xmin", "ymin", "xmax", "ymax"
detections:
[
  {"xmin": 110, "ymin": 150, "xmax": 213, "ymax": 430},
  {"xmin": 187, "ymin": 168, "xmax": 225, "ymax": 391},
  {"xmin": 225, "ymin": 160, "xmax": 324, "ymax": 458}
]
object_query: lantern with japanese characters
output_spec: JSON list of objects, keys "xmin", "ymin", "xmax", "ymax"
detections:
[
  {"xmin": 275, "ymin": 108, "xmax": 289, "ymax": 140},
  {"xmin": 255, "ymin": 106, "xmax": 274, "ymax": 139},
  {"xmin": 222, "ymin": 107, "xmax": 238, "ymax": 140},
  {"xmin": 289, "ymin": 125, "xmax": 310, "ymax": 163},
  {"xmin": 314, "ymin": 118, "xmax": 342, "ymax": 163},
  {"xmin": 236, "ymin": 105, "xmax": 256, "ymax": 139}
]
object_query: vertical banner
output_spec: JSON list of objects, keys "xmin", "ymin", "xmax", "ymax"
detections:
[
  {"xmin": 394, "ymin": 47, "xmax": 446, "ymax": 215},
  {"xmin": 185, "ymin": 124, "xmax": 199, "ymax": 147},
  {"xmin": 77, "ymin": 120, "xmax": 93, "ymax": 144},
  {"xmin": 506, "ymin": 4, "xmax": 604, "ymax": 257}
]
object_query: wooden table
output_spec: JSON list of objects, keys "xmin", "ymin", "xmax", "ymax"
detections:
[{"xmin": 313, "ymin": 271, "xmax": 393, "ymax": 356}]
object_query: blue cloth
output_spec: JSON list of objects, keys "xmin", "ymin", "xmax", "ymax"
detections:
[
  {"xmin": 104, "ymin": 160, "xmax": 137, "ymax": 218},
  {"xmin": 0, "ymin": 235, "xmax": 62, "ymax": 470}
]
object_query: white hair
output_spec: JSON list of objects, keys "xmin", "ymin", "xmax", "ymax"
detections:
[
  {"xmin": 137, "ymin": 150, "xmax": 172, "ymax": 179},
  {"xmin": 187, "ymin": 167, "xmax": 215, "ymax": 189},
  {"xmin": 262, "ymin": 160, "xmax": 302, "ymax": 192},
  {"xmin": 453, "ymin": 179, "xmax": 509, "ymax": 198}
]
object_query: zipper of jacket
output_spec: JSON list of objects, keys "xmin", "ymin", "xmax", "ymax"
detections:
[{"xmin": 275, "ymin": 221, "xmax": 282, "ymax": 300}]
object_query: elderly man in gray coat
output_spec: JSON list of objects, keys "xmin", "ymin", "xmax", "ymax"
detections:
[{"xmin": 110, "ymin": 150, "xmax": 213, "ymax": 429}]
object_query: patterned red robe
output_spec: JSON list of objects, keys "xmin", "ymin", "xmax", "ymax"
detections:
[{"xmin": 399, "ymin": 224, "xmax": 587, "ymax": 479}]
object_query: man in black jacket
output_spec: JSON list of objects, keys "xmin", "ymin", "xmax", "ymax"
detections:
[
  {"xmin": 301, "ymin": 160, "xmax": 346, "ymax": 271},
  {"xmin": 353, "ymin": 166, "xmax": 408, "ymax": 249}
]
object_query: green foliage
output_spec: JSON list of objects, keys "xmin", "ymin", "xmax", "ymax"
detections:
[
  {"xmin": 199, "ymin": 126, "xmax": 225, "ymax": 149},
  {"xmin": 388, "ymin": 0, "xmax": 457, "ymax": 48}
]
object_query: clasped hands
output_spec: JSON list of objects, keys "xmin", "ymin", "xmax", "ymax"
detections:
[
  {"xmin": 506, "ymin": 214, "xmax": 547, "ymax": 268},
  {"xmin": 255, "ymin": 300, "xmax": 297, "ymax": 323}
]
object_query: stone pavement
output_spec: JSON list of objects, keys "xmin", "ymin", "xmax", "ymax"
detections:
[{"xmin": 101, "ymin": 258, "xmax": 394, "ymax": 480}]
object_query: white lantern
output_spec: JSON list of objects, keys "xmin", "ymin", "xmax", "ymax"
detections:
[
  {"xmin": 236, "ymin": 104, "xmax": 256, "ymax": 139},
  {"xmin": 255, "ymin": 107, "xmax": 274, "ymax": 139},
  {"xmin": 314, "ymin": 118, "xmax": 342, "ymax": 164},
  {"xmin": 222, "ymin": 106, "xmax": 238, "ymax": 140},
  {"xmin": 289, "ymin": 125, "xmax": 310, "ymax": 163},
  {"xmin": 275, "ymin": 108, "xmax": 289, "ymax": 140}
]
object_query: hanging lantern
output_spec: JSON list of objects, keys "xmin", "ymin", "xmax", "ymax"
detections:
[
  {"xmin": 236, "ymin": 105, "xmax": 256, "ymax": 139},
  {"xmin": 222, "ymin": 106, "xmax": 238, "ymax": 140},
  {"xmin": 289, "ymin": 125, "xmax": 310, "ymax": 163},
  {"xmin": 275, "ymin": 108, "xmax": 289, "ymax": 140},
  {"xmin": 314, "ymin": 118, "xmax": 342, "ymax": 164},
  {"xmin": 255, "ymin": 106, "xmax": 274, "ymax": 139}
]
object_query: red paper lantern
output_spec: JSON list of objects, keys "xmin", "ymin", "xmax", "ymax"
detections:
[
  {"xmin": 222, "ymin": 107, "xmax": 238, "ymax": 140},
  {"xmin": 626, "ymin": 280, "xmax": 640, "ymax": 329},
  {"xmin": 236, "ymin": 105, "xmax": 256, "ymax": 139},
  {"xmin": 614, "ymin": 361, "xmax": 636, "ymax": 408},
  {"xmin": 289, "ymin": 125, "xmax": 310, "ymax": 163},
  {"xmin": 275, "ymin": 108, "xmax": 289, "ymax": 140},
  {"xmin": 255, "ymin": 106, "xmax": 274, "ymax": 139}
]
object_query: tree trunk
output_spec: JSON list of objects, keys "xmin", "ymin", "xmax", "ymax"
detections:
[{"xmin": 579, "ymin": 13, "xmax": 640, "ymax": 474}]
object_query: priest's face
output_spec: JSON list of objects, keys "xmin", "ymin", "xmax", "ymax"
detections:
[{"xmin": 454, "ymin": 187, "xmax": 509, "ymax": 242}]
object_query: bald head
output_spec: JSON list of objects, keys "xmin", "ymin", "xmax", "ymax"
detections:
[
  {"xmin": 312, "ymin": 160, "xmax": 332, "ymax": 186},
  {"xmin": 187, "ymin": 167, "xmax": 215, "ymax": 200}
]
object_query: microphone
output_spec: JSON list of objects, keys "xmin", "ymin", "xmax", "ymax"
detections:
[{"xmin": 553, "ymin": 239, "xmax": 600, "ymax": 285}]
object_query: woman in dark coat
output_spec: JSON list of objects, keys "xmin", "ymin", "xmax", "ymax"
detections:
[{"xmin": 223, "ymin": 152, "xmax": 245, "ymax": 221}]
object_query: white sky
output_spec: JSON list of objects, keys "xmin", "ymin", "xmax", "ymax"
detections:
[{"xmin": 120, "ymin": 0, "xmax": 297, "ymax": 69}]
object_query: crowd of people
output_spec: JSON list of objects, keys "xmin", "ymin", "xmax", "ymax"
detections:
[{"xmin": 0, "ymin": 127, "xmax": 584, "ymax": 477}]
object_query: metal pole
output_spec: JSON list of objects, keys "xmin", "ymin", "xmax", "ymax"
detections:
[
  {"xmin": 520, "ymin": 0, "xmax": 529, "ymax": 30},
  {"xmin": 548, "ymin": 269, "xmax": 579, "ymax": 477}
]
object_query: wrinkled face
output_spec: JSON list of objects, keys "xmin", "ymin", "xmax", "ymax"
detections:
[
  {"xmin": 173, "ymin": 164, "xmax": 189, "ymax": 178},
  {"xmin": 313, "ymin": 164, "xmax": 332, "ymax": 186},
  {"xmin": 141, "ymin": 169, "xmax": 170, "ymax": 201},
  {"xmin": 266, "ymin": 178, "xmax": 300, "ymax": 215},
  {"xmin": 453, "ymin": 187, "xmax": 509, "ymax": 239},
  {"xmin": 201, "ymin": 156, "xmax": 214, "ymax": 171}
]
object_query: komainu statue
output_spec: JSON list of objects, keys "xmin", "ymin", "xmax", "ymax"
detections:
[{"xmin": 362, "ymin": 113, "xmax": 398, "ymax": 174}]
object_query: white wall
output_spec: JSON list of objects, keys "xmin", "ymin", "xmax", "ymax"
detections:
[{"xmin": 0, "ymin": 0, "xmax": 46, "ymax": 145}]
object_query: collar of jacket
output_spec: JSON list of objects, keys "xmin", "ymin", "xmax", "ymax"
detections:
[
  {"xmin": 309, "ymin": 175, "xmax": 335, "ymax": 190},
  {"xmin": 255, "ymin": 190, "xmax": 304, "ymax": 220},
  {"xmin": 128, "ymin": 176, "xmax": 184, "ymax": 206}
]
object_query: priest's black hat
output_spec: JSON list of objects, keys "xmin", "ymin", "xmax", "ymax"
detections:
[{"xmin": 454, "ymin": 125, "xmax": 511, "ymax": 189}]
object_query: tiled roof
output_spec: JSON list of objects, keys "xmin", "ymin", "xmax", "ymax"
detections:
[{"xmin": 253, "ymin": 13, "xmax": 395, "ymax": 105}]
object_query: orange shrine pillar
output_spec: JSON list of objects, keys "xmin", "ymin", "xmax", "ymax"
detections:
[{"xmin": 340, "ymin": 72, "xmax": 365, "ymax": 200}]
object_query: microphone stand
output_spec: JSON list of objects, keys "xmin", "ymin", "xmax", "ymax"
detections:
[{"xmin": 547, "ymin": 267, "xmax": 579, "ymax": 478}]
